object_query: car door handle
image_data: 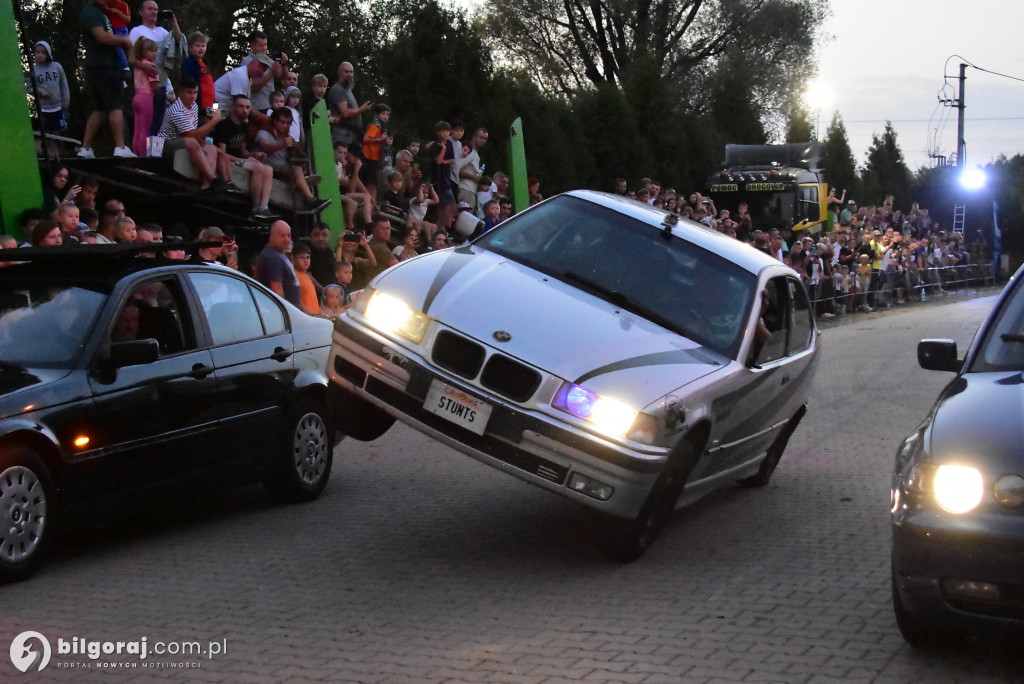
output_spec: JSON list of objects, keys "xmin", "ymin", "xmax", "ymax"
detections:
[
  {"xmin": 189, "ymin": 363, "xmax": 213, "ymax": 379},
  {"xmin": 271, "ymin": 347, "xmax": 292, "ymax": 362},
  {"xmin": 780, "ymin": 374, "xmax": 791, "ymax": 386}
]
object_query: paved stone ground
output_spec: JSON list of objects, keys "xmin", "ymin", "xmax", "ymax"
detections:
[{"xmin": 1, "ymin": 289, "xmax": 1022, "ymax": 683}]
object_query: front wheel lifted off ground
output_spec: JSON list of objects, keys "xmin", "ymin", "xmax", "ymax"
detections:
[
  {"xmin": 265, "ymin": 398, "xmax": 334, "ymax": 503},
  {"xmin": 601, "ymin": 440, "xmax": 697, "ymax": 562},
  {"xmin": 0, "ymin": 444, "xmax": 56, "ymax": 583}
]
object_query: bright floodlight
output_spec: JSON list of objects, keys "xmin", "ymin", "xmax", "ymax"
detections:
[
  {"xmin": 803, "ymin": 79, "xmax": 833, "ymax": 110},
  {"xmin": 961, "ymin": 168, "xmax": 986, "ymax": 190}
]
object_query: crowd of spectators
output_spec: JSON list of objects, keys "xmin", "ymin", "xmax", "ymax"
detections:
[
  {"xmin": 29, "ymin": 1, "xmax": 518, "ymax": 268},
  {"xmin": 20, "ymin": 2, "xmax": 995, "ymax": 328},
  {"xmin": 612, "ymin": 178, "xmax": 993, "ymax": 318}
]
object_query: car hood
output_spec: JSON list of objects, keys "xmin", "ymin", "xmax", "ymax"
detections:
[
  {"xmin": 372, "ymin": 248, "xmax": 727, "ymax": 402},
  {"xmin": 0, "ymin": 364, "xmax": 72, "ymax": 412},
  {"xmin": 928, "ymin": 372, "xmax": 1024, "ymax": 472}
]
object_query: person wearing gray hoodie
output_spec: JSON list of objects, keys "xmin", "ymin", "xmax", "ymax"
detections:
[{"xmin": 31, "ymin": 41, "xmax": 70, "ymax": 134}]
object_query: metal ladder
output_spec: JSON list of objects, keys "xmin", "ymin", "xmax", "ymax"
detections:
[{"xmin": 953, "ymin": 203, "xmax": 966, "ymax": 233}]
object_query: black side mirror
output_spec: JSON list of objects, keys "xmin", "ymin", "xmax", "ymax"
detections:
[
  {"xmin": 918, "ymin": 339, "xmax": 962, "ymax": 372},
  {"xmin": 109, "ymin": 338, "xmax": 160, "ymax": 368}
]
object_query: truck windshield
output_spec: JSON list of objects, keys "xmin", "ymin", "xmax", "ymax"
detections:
[{"xmin": 714, "ymin": 191, "xmax": 794, "ymax": 231}]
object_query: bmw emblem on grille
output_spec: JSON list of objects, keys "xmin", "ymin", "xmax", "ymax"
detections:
[{"xmin": 493, "ymin": 330, "xmax": 512, "ymax": 343}]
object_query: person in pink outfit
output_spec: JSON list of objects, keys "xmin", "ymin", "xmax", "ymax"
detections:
[{"xmin": 131, "ymin": 37, "xmax": 159, "ymax": 156}]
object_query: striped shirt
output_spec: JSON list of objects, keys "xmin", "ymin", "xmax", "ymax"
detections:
[{"xmin": 159, "ymin": 99, "xmax": 198, "ymax": 138}]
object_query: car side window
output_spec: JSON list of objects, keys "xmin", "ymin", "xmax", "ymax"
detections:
[
  {"xmin": 251, "ymin": 285, "xmax": 287, "ymax": 335},
  {"xmin": 112, "ymin": 279, "xmax": 193, "ymax": 355},
  {"xmin": 787, "ymin": 278, "xmax": 813, "ymax": 355},
  {"xmin": 750, "ymin": 278, "xmax": 788, "ymax": 366},
  {"xmin": 188, "ymin": 272, "xmax": 265, "ymax": 346}
]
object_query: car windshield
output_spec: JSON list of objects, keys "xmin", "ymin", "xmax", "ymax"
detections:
[
  {"xmin": 970, "ymin": 276, "xmax": 1024, "ymax": 372},
  {"xmin": 476, "ymin": 195, "xmax": 757, "ymax": 357},
  {"xmin": 0, "ymin": 283, "xmax": 106, "ymax": 367}
]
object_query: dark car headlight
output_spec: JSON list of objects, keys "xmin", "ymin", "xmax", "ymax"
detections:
[{"xmin": 904, "ymin": 462, "xmax": 1024, "ymax": 514}]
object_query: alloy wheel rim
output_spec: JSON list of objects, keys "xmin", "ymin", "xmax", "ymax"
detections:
[{"xmin": 0, "ymin": 466, "xmax": 47, "ymax": 563}]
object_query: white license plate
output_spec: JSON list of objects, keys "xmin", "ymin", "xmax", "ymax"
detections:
[{"xmin": 423, "ymin": 380, "xmax": 492, "ymax": 435}]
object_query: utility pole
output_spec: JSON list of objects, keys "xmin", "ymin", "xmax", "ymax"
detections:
[
  {"xmin": 953, "ymin": 63, "xmax": 967, "ymax": 233},
  {"xmin": 956, "ymin": 63, "xmax": 967, "ymax": 172}
]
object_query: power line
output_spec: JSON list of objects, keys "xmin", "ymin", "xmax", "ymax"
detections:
[{"xmin": 844, "ymin": 117, "xmax": 1024, "ymax": 124}]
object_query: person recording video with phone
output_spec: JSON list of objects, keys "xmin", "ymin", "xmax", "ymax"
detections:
[{"xmin": 128, "ymin": 1, "xmax": 182, "ymax": 138}]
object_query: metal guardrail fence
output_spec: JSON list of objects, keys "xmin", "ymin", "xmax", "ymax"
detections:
[{"xmin": 807, "ymin": 263, "xmax": 997, "ymax": 316}]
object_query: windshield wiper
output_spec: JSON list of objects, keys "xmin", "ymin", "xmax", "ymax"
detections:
[
  {"xmin": 563, "ymin": 271, "xmax": 684, "ymax": 335},
  {"xmin": 1000, "ymin": 333, "xmax": 1024, "ymax": 343}
]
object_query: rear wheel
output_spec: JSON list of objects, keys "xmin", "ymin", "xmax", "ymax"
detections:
[
  {"xmin": 264, "ymin": 398, "xmax": 334, "ymax": 503},
  {"xmin": 602, "ymin": 441, "xmax": 696, "ymax": 562},
  {"xmin": 739, "ymin": 405, "xmax": 805, "ymax": 488},
  {"xmin": 0, "ymin": 445, "xmax": 56, "ymax": 584}
]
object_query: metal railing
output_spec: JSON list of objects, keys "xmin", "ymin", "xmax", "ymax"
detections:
[{"xmin": 807, "ymin": 262, "xmax": 997, "ymax": 317}]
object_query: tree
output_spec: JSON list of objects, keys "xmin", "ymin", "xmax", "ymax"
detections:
[
  {"xmin": 860, "ymin": 121, "xmax": 912, "ymax": 209},
  {"xmin": 822, "ymin": 112, "xmax": 858, "ymax": 201},
  {"xmin": 784, "ymin": 100, "xmax": 813, "ymax": 143},
  {"xmin": 483, "ymin": 0, "xmax": 828, "ymax": 100}
]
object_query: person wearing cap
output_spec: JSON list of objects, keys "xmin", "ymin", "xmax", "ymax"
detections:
[
  {"xmin": 840, "ymin": 199, "xmax": 856, "ymax": 225},
  {"xmin": 196, "ymin": 226, "xmax": 238, "ymax": 268},
  {"xmin": 31, "ymin": 41, "xmax": 71, "ymax": 135},
  {"xmin": 213, "ymin": 53, "xmax": 274, "ymax": 113}
]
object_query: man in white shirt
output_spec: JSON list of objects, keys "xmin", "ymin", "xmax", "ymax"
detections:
[{"xmin": 213, "ymin": 54, "xmax": 274, "ymax": 112}]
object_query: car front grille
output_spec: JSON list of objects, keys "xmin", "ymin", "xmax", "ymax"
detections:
[
  {"xmin": 481, "ymin": 354, "xmax": 542, "ymax": 402},
  {"xmin": 432, "ymin": 330, "xmax": 485, "ymax": 379}
]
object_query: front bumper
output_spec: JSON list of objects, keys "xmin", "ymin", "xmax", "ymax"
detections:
[
  {"xmin": 892, "ymin": 502, "xmax": 1024, "ymax": 626},
  {"xmin": 328, "ymin": 316, "xmax": 667, "ymax": 519}
]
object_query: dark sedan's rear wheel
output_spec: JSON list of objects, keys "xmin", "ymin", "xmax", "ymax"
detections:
[
  {"xmin": 264, "ymin": 398, "xmax": 334, "ymax": 503},
  {"xmin": 0, "ymin": 445, "xmax": 56, "ymax": 584},
  {"xmin": 601, "ymin": 441, "xmax": 697, "ymax": 563}
]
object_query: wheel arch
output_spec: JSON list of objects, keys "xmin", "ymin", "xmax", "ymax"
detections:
[{"xmin": 0, "ymin": 425, "xmax": 64, "ymax": 490}]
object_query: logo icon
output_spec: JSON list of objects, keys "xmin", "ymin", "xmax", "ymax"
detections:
[
  {"xmin": 10, "ymin": 631, "xmax": 51, "ymax": 673},
  {"xmin": 493, "ymin": 330, "xmax": 511, "ymax": 343}
]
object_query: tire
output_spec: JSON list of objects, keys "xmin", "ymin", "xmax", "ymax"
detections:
[
  {"xmin": 336, "ymin": 390, "xmax": 395, "ymax": 442},
  {"xmin": 264, "ymin": 398, "xmax": 334, "ymax": 503},
  {"xmin": 891, "ymin": 559, "xmax": 955, "ymax": 648},
  {"xmin": 739, "ymin": 405, "xmax": 806, "ymax": 488},
  {"xmin": 601, "ymin": 440, "xmax": 696, "ymax": 562},
  {"xmin": 0, "ymin": 445, "xmax": 56, "ymax": 584}
]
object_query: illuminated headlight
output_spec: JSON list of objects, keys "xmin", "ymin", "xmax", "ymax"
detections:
[
  {"xmin": 553, "ymin": 382, "xmax": 654, "ymax": 442},
  {"xmin": 362, "ymin": 290, "xmax": 430, "ymax": 343},
  {"xmin": 933, "ymin": 464, "xmax": 984, "ymax": 514}
]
